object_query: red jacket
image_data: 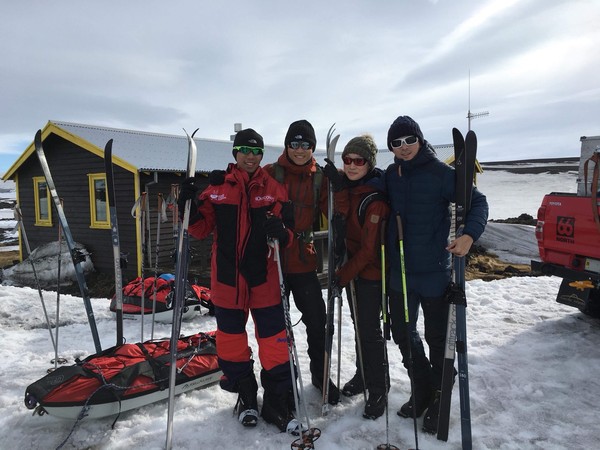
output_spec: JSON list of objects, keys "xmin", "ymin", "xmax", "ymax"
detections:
[
  {"xmin": 188, "ymin": 163, "xmax": 292, "ymax": 310},
  {"xmin": 265, "ymin": 153, "xmax": 348, "ymax": 274},
  {"xmin": 336, "ymin": 183, "xmax": 389, "ymax": 286}
]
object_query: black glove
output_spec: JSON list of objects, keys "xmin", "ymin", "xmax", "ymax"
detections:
[
  {"xmin": 264, "ymin": 216, "xmax": 289, "ymax": 247},
  {"xmin": 208, "ymin": 170, "xmax": 226, "ymax": 185},
  {"xmin": 323, "ymin": 158, "xmax": 346, "ymax": 192},
  {"xmin": 178, "ymin": 177, "xmax": 200, "ymax": 222}
]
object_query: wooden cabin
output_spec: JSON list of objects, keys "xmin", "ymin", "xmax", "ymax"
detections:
[{"xmin": 1, "ymin": 120, "xmax": 286, "ymax": 284}]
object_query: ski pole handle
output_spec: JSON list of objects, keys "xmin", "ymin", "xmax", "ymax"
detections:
[{"xmin": 380, "ymin": 219, "xmax": 391, "ymax": 341}]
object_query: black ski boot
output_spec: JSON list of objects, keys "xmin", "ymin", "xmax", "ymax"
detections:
[
  {"xmin": 311, "ymin": 374, "xmax": 340, "ymax": 405},
  {"xmin": 341, "ymin": 372, "xmax": 364, "ymax": 397},
  {"xmin": 262, "ymin": 390, "xmax": 300, "ymax": 435},
  {"xmin": 397, "ymin": 389, "xmax": 431, "ymax": 418},
  {"xmin": 234, "ymin": 375, "xmax": 259, "ymax": 427},
  {"xmin": 363, "ymin": 391, "xmax": 386, "ymax": 420},
  {"xmin": 422, "ymin": 390, "xmax": 442, "ymax": 434}
]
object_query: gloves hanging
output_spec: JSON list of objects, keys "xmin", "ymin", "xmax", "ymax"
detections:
[
  {"xmin": 265, "ymin": 216, "xmax": 289, "ymax": 247},
  {"xmin": 322, "ymin": 158, "xmax": 346, "ymax": 192}
]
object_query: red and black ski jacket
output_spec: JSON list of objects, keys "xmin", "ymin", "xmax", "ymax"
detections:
[{"xmin": 188, "ymin": 163, "xmax": 292, "ymax": 310}]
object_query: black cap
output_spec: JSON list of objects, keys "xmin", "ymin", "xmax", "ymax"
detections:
[{"xmin": 284, "ymin": 120, "xmax": 316, "ymax": 150}]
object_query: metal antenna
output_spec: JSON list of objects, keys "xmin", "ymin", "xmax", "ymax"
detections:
[{"xmin": 467, "ymin": 70, "xmax": 489, "ymax": 131}]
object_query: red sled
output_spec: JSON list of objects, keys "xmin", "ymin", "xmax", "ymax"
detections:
[
  {"xmin": 24, "ymin": 331, "xmax": 222, "ymax": 420},
  {"xmin": 110, "ymin": 274, "xmax": 214, "ymax": 322}
]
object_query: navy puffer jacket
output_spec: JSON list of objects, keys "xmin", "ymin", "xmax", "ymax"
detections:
[{"xmin": 383, "ymin": 142, "xmax": 488, "ymax": 295}]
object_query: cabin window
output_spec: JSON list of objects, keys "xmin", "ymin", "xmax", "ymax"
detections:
[
  {"xmin": 88, "ymin": 173, "xmax": 110, "ymax": 229},
  {"xmin": 33, "ymin": 176, "xmax": 52, "ymax": 226}
]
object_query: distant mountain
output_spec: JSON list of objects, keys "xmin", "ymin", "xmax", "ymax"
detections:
[{"xmin": 480, "ymin": 157, "xmax": 578, "ymax": 174}]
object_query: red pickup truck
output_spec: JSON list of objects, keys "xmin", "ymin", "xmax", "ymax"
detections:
[{"xmin": 531, "ymin": 135, "xmax": 600, "ymax": 317}]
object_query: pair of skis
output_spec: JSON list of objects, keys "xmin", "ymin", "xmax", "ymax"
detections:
[
  {"xmin": 321, "ymin": 124, "xmax": 341, "ymax": 416},
  {"xmin": 437, "ymin": 128, "xmax": 477, "ymax": 448}
]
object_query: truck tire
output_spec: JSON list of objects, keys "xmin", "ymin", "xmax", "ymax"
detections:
[{"xmin": 581, "ymin": 288, "xmax": 600, "ymax": 318}]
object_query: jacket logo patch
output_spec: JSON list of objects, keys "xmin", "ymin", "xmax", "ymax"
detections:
[
  {"xmin": 370, "ymin": 214, "xmax": 380, "ymax": 224},
  {"xmin": 255, "ymin": 195, "xmax": 275, "ymax": 203},
  {"xmin": 209, "ymin": 193, "xmax": 226, "ymax": 201}
]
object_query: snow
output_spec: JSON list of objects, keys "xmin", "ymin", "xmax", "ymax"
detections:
[{"xmin": 1, "ymin": 168, "xmax": 599, "ymax": 450}]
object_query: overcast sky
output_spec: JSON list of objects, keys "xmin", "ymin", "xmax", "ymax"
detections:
[{"xmin": 1, "ymin": 0, "xmax": 599, "ymax": 175}]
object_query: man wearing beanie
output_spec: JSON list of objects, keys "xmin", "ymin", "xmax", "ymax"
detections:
[
  {"xmin": 177, "ymin": 128, "xmax": 299, "ymax": 433},
  {"xmin": 382, "ymin": 116, "xmax": 488, "ymax": 434},
  {"xmin": 263, "ymin": 119, "xmax": 344, "ymax": 406},
  {"xmin": 322, "ymin": 134, "xmax": 390, "ymax": 419}
]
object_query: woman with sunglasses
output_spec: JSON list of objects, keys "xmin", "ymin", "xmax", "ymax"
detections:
[
  {"xmin": 177, "ymin": 128, "xmax": 298, "ymax": 434},
  {"xmin": 383, "ymin": 116, "xmax": 488, "ymax": 434},
  {"xmin": 325, "ymin": 134, "xmax": 390, "ymax": 419}
]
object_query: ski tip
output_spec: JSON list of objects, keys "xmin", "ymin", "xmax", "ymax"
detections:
[
  {"xmin": 34, "ymin": 129, "xmax": 42, "ymax": 146},
  {"xmin": 191, "ymin": 128, "xmax": 199, "ymax": 138},
  {"xmin": 104, "ymin": 139, "xmax": 113, "ymax": 152}
]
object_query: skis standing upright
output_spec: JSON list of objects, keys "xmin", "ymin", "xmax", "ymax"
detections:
[
  {"xmin": 437, "ymin": 128, "xmax": 477, "ymax": 447},
  {"xmin": 34, "ymin": 130, "xmax": 102, "ymax": 354},
  {"xmin": 104, "ymin": 139, "xmax": 125, "ymax": 346},
  {"xmin": 322, "ymin": 124, "xmax": 340, "ymax": 416},
  {"xmin": 165, "ymin": 129, "xmax": 197, "ymax": 450}
]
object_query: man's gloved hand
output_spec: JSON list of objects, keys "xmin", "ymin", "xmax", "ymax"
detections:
[
  {"xmin": 265, "ymin": 216, "xmax": 289, "ymax": 247},
  {"xmin": 208, "ymin": 170, "xmax": 226, "ymax": 186},
  {"xmin": 322, "ymin": 158, "xmax": 346, "ymax": 192},
  {"xmin": 177, "ymin": 177, "xmax": 200, "ymax": 222}
]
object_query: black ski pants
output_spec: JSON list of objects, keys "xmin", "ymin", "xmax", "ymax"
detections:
[
  {"xmin": 284, "ymin": 271, "xmax": 327, "ymax": 380},
  {"xmin": 388, "ymin": 288, "xmax": 449, "ymax": 392},
  {"xmin": 347, "ymin": 277, "xmax": 387, "ymax": 394}
]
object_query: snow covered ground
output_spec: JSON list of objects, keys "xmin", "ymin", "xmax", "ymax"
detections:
[{"xmin": 2, "ymin": 166, "xmax": 600, "ymax": 450}]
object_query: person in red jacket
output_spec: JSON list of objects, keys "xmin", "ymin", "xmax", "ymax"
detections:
[
  {"xmin": 263, "ymin": 119, "xmax": 344, "ymax": 405},
  {"xmin": 177, "ymin": 128, "xmax": 297, "ymax": 433},
  {"xmin": 324, "ymin": 134, "xmax": 390, "ymax": 419}
]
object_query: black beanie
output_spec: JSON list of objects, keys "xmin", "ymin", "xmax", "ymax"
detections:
[
  {"xmin": 233, "ymin": 128, "xmax": 264, "ymax": 157},
  {"xmin": 342, "ymin": 134, "xmax": 378, "ymax": 169},
  {"xmin": 386, "ymin": 116, "xmax": 424, "ymax": 151},
  {"xmin": 284, "ymin": 120, "xmax": 317, "ymax": 150}
]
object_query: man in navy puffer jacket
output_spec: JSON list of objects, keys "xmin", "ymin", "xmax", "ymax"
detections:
[{"xmin": 382, "ymin": 116, "xmax": 488, "ymax": 434}]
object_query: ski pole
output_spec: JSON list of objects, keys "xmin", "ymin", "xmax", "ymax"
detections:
[
  {"xmin": 397, "ymin": 213, "xmax": 419, "ymax": 450},
  {"xmin": 271, "ymin": 238, "xmax": 321, "ymax": 449},
  {"xmin": 348, "ymin": 279, "xmax": 367, "ymax": 402},
  {"xmin": 14, "ymin": 205, "xmax": 57, "ymax": 353},
  {"xmin": 151, "ymin": 193, "xmax": 167, "ymax": 340},
  {"xmin": 139, "ymin": 192, "xmax": 148, "ymax": 342},
  {"xmin": 53, "ymin": 200, "xmax": 67, "ymax": 368},
  {"xmin": 377, "ymin": 218, "xmax": 400, "ymax": 450}
]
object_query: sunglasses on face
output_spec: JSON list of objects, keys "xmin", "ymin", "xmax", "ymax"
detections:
[
  {"xmin": 234, "ymin": 146, "xmax": 264, "ymax": 156},
  {"xmin": 342, "ymin": 156, "xmax": 367, "ymax": 166},
  {"xmin": 390, "ymin": 135, "xmax": 419, "ymax": 149},
  {"xmin": 288, "ymin": 141, "xmax": 311, "ymax": 150}
]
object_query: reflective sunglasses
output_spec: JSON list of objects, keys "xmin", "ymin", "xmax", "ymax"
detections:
[
  {"xmin": 390, "ymin": 135, "xmax": 419, "ymax": 149},
  {"xmin": 342, "ymin": 156, "xmax": 367, "ymax": 166},
  {"xmin": 234, "ymin": 146, "xmax": 264, "ymax": 156},
  {"xmin": 288, "ymin": 141, "xmax": 312, "ymax": 150}
]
